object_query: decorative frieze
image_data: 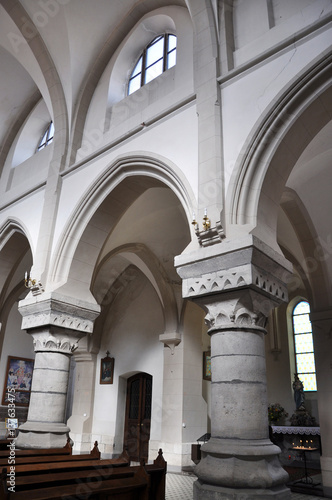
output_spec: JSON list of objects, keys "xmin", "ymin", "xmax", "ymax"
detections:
[
  {"xmin": 176, "ymin": 235, "xmax": 292, "ymax": 305},
  {"xmin": 18, "ymin": 291, "xmax": 100, "ymax": 334},
  {"xmin": 21, "ymin": 312, "xmax": 93, "ymax": 332},
  {"xmin": 182, "ymin": 264, "xmax": 287, "ymax": 301}
]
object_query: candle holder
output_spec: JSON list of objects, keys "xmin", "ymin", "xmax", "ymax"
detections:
[{"xmin": 191, "ymin": 209, "xmax": 225, "ymax": 247}]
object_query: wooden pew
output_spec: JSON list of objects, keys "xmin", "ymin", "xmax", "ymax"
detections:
[
  {"xmin": 6, "ymin": 449, "xmax": 130, "ymax": 476},
  {"xmin": 0, "ymin": 441, "xmax": 101, "ymax": 467},
  {"xmin": 0, "ymin": 438, "xmax": 72, "ymax": 458},
  {"xmin": 0, "ymin": 449, "xmax": 166, "ymax": 500},
  {"xmin": 1, "ymin": 465, "xmax": 150, "ymax": 500},
  {"xmin": 144, "ymin": 449, "xmax": 167, "ymax": 500}
]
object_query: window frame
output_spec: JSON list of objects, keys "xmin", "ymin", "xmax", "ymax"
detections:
[
  {"xmin": 292, "ymin": 300, "xmax": 317, "ymax": 392},
  {"xmin": 128, "ymin": 33, "xmax": 177, "ymax": 95},
  {"xmin": 37, "ymin": 121, "xmax": 54, "ymax": 152}
]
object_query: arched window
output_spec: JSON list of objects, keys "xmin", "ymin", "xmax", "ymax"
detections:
[
  {"xmin": 37, "ymin": 121, "xmax": 54, "ymax": 151},
  {"xmin": 128, "ymin": 34, "xmax": 177, "ymax": 95},
  {"xmin": 292, "ymin": 301, "xmax": 317, "ymax": 391}
]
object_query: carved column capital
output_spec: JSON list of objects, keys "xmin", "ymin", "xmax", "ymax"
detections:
[
  {"xmin": 30, "ymin": 330, "xmax": 81, "ymax": 354},
  {"xmin": 201, "ymin": 288, "xmax": 277, "ymax": 334}
]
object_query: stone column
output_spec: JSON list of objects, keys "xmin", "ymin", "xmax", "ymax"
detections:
[
  {"xmin": 310, "ymin": 309, "xmax": 332, "ymax": 498},
  {"xmin": 175, "ymin": 235, "xmax": 292, "ymax": 499},
  {"xmin": 67, "ymin": 347, "xmax": 97, "ymax": 453},
  {"xmin": 16, "ymin": 292, "xmax": 100, "ymax": 449}
]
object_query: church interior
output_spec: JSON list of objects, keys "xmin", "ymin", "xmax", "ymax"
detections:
[{"xmin": 0, "ymin": 1, "xmax": 331, "ymax": 498}]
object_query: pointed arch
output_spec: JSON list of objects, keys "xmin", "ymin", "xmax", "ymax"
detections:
[
  {"xmin": 280, "ymin": 188, "xmax": 331, "ymax": 310},
  {"xmin": 227, "ymin": 50, "xmax": 332, "ymax": 247},
  {"xmin": 0, "ymin": 217, "xmax": 31, "ymax": 292},
  {"xmin": 94, "ymin": 243, "xmax": 179, "ymax": 336},
  {"xmin": 1, "ymin": 1, "xmax": 69, "ymax": 171},
  {"xmin": 50, "ymin": 153, "xmax": 195, "ymax": 300}
]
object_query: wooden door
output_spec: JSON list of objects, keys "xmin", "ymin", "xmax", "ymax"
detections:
[{"xmin": 124, "ymin": 373, "xmax": 152, "ymax": 462}]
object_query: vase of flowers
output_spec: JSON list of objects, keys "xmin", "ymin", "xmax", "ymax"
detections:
[{"xmin": 268, "ymin": 403, "xmax": 288, "ymax": 424}]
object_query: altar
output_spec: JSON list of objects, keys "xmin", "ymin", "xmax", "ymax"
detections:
[{"xmin": 271, "ymin": 426, "xmax": 321, "ymax": 466}]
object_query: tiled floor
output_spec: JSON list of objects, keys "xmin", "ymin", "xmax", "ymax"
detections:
[{"xmin": 166, "ymin": 473, "xmax": 324, "ymax": 500}]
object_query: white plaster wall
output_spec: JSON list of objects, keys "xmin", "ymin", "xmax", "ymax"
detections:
[
  {"xmin": 182, "ymin": 301, "xmax": 207, "ymax": 466},
  {"xmin": 91, "ymin": 273, "xmax": 164, "ymax": 456},
  {"xmin": 222, "ymin": 25, "xmax": 332, "ymax": 201},
  {"xmin": 0, "ymin": 189, "xmax": 45, "ymax": 257},
  {"xmin": 265, "ymin": 305, "xmax": 296, "ymax": 420},
  {"xmin": 83, "ymin": 6, "xmax": 194, "ymax": 135},
  {"xmin": 233, "ymin": 0, "xmax": 332, "ymax": 65},
  {"xmin": 51, "ymin": 103, "xmax": 198, "ymax": 267}
]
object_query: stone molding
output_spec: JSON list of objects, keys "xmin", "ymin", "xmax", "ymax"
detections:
[
  {"xmin": 22, "ymin": 312, "xmax": 92, "ymax": 333},
  {"xmin": 18, "ymin": 292, "xmax": 100, "ymax": 334},
  {"xmin": 32, "ymin": 334, "xmax": 79, "ymax": 354},
  {"xmin": 159, "ymin": 332, "xmax": 181, "ymax": 354},
  {"xmin": 176, "ymin": 236, "xmax": 292, "ymax": 305},
  {"xmin": 182, "ymin": 263, "xmax": 287, "ymax": 302}
]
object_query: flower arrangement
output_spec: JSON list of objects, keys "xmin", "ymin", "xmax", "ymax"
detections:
[{"xmin": 268, "ymin": 403, "xmax": 288, "ymax": 423}]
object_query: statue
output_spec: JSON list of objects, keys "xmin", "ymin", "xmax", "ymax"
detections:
[{"xmin": 293, "ymin": 374, "xmax": 305, "ymax": 411}]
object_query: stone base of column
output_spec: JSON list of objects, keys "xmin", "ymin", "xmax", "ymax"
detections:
[
  {"xmin": 15, "ymin": 421, "xmax": 70, "ymax": 449},
  {"xmin": 194, "ymin": 480, "xmax": 291, "ymax": 499},
  {"xmin": 194, "ymin": 437, "xmax": 290, "ymax": 499}
]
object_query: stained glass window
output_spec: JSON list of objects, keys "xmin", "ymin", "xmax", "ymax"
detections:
[
  {"xmin": 292, "ymin": 301, "xmax": 317, "ymax": 391},
  {"xmin": 128, "ymin": 34, "xmax": 177, "ymax": 95}
]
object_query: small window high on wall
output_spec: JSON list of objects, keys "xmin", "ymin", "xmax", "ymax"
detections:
[
  {"xmin": 292, "ymin": 301, "xmax": 317, "ymax": 391},
  {"xmin": 128, "ymin": 34, "xmax": 177, "ymax": 95},
  {"xmin": 37, "ymin": 121, "xmax": 54, "ymax": 151}
]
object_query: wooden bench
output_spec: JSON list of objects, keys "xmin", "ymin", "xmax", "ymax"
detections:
[
  {"xmin": 0, "ymin": 449, "xmax": 166, "ymax": 500},
  {"xmin": 1, "ymin": 465, "xmax": 150, "ymax": 500},
  {"xmin": 0, "ymin": 438, "xmax": 72, "ymax": 458},
  {"xmin": 144, "ymin": 449, "xmax": 167, "ymax": 500},
  {"xmin": 0, "ymin": 441, "xmax": 102, "ymax": 467}
]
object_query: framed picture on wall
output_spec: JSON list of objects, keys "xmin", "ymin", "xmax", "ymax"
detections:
[
  {"xmin": 203, "ymin": 351, "xmax": 211, "ymax": 381},
  {"xmin": 1, "ymin": 356, "xmax": 34, "ymax": 407},
  {"xmin": 100, "ymin": 353, "xmax": 114, "ymax": 384}
]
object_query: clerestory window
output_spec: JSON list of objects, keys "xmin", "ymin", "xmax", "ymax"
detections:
[
  {"xmin": 37, "ymin": 121, "xmax": 54, "ymax": 151},
  {"xmin": 292, "ymin": 300, "xmax": 317, "ymax": 391},
  {"xmin": 128, "ymin": 34, "xmax": 177, "ymax": 95}
]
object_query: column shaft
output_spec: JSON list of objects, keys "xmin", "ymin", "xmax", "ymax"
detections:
[
  {"xmin": 28, "ymin": 351, "xmax": 70, "ymax": 423},
  {"xmin": 175, "ymin": 236, "xmax": 293, "ymax": 499}
]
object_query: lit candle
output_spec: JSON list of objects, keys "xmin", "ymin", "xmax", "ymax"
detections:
[{"xmin": 204, "ymin": 208, "xmax": 207, "ymax": 216}]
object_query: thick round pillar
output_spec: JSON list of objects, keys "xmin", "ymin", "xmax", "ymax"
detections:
[
  {"xmin": 15, "ymin": 328, "xmax": 82, "ymax": 449},
  {"xmin": 175, "ymin": 235, "xmax": 293, "ymax": 499},
  {"xmin": 211, "ymin": 326, "xmax": 267, "ymax": 439},
  {"xmin": 28, "ymin": 351, "xmax": 70, "ymax": 423},
  {"xmin": 193, "ymin": 290, "xmax": 290, "ymax": 498},
  {"xmin": 16, "ymin": 292, "xmax": 100, "ymax": 448}
]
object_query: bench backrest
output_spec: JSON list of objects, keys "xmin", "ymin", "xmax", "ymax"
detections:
[
  {"xmin": 0, "ymin": 438, "xmax": 72, "ymax": 458},
  {"xmin": 0, "ymin": 440, "xmax": 100, "ymax": 466}
]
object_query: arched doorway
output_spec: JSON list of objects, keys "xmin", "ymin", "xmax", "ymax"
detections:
[{"xmin": 124, "ymin": 372, "xmax": 152, "ymax": 462}]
